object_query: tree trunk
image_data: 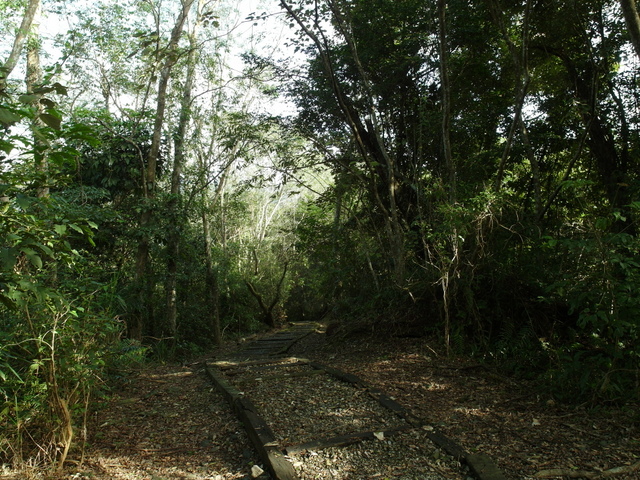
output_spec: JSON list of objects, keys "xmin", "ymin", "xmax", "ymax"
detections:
[
  {"xmin": 202, "ymin": 208, "xmax": 222, "ymax": 345},
  {"xmin": 556, "ymin": 52, "xmax": 628, "ymax": 213},
  {"xmin": 280, "ymin": 0, "xmax": 407, "ymax": 285},
  {"xmin": 199, "ymin": 152, "xmax": 232, "ymax": 345},
  {"xmin": 438, "ymin": 0, "xmax": 455, "ymax": 203},
  {"xmin": 131, "ymin": 0, "xmax": 196, "ymax": 339},
  {"xmin": 488, "ymin": 0, "xmax": 532, "ymax": 192},
  {"xmin": 621, "ymin": 0, "xmax": 640, "ymax": 62},
  {"xmin": 437, "ymin": 0, "xmax": 457, "ymax": 357},
  {"xmin": 25, "ymin": 3, "xmax": 48, "ymax": 198},
  {"xmin": 145, "ymin": 0, "xmax": 196, "ymax": 187},
  {"xmin": 1, "ymin": 0, "xmax": 40, "ymax": 88},
  {"xmin": 165, "ymin": 0, "xmax": 203, "ymax": 340},
  {"xmin": 245, "ymin": 263, "xmax": 288, "ymax": 329}
]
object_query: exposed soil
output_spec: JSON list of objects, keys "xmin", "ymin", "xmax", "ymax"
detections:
[{"xmin": 3, "ymin": 323, "xmax": 638, "ymax": 480}]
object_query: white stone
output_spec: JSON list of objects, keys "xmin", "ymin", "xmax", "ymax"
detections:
[{"xmin": 251, "ymin": 465, "xmax": 264, "ymax": 478}]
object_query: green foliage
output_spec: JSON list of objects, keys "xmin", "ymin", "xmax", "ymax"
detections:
[
  {"xmin": 104, "ymin": 339, "xmax": 150, "ymax": 377},
  {"xmin": 279, "ymin": 0, "xmax": 640, "ymax": 407},
  {"xmin": 0, "ymin": 86, "xmax": 125, "ymax": 468},
  {"xmin": 541, "ymin": 212, "xmax": 640, "ymax": 403},
  {"xmin": 0, "ymin": 189, "xmax": 124, "ymax": 466},
  {"xmin": 3, "ymin": 5, "xmax": 639, "ymax": 472},
  {"xmin": 487, "ymin": 323, "xmax": 550, "ymax": 380},
  {"xmin": 69, "ymin": 111, "xmax": 163, "ymax": 198}
]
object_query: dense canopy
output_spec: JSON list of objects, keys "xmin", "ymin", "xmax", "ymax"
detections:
[{"xmin": 1, "ymin": 0, "xmax": 638, "ymax": 470}]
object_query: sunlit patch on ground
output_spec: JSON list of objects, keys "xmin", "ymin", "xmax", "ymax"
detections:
[
  {"xmin": 78, "ymin": 453, "xmax": 248, "ymax": 479},
  {"xmin": 452, "ymin": 406, "xmax": 490, "ymax": 417}
]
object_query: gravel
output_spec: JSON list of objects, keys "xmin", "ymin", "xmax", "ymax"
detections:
[
  {"xmin": 218, "ymin": 359, "xmax": 470, "ymax": 479},
  {"xmin": 288, "ymin": 429, "xmax": 467, "ymax": 479}
]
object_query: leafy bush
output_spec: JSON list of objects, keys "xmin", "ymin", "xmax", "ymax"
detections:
[
  {"xmin": 0, "ymin": 192, "xmax": 124, "ymax": 469},
  {"xmin": 542, "ymin": 210, "xmax": 640, "ymax": 403},
  {"xmin": 0, "ymin": 87, "xmax": 124, "ymax": 470}
]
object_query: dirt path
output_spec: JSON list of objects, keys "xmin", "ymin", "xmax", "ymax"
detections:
[
  {"xmin": 4, "ymin": 324, "xmax": 638, "ymax": 480},
  {"xmin": 206, "ymin": 355, "xmax": 472, "ymax": 479},
  {"xmin": 77, "ymin": 363, "xmax": 256, "ymax": 480},
  {"xmin": 287, "ymin": 328, "xmax": 640, "ymax": 480}
]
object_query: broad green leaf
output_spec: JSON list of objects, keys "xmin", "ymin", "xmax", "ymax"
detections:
[
  {"xmin": 39, "ymin": 113, "xmax": 62, "ymax": 130},
  {"xmin": 28, "ymin": 254, "xmax": 43, "ymax": 269},
  {"xmin": 16, "ymin": 194, "xmax": 32, "ymax": 210},
  {"xmin": 36, "ymin": 244, "xmax": 53, "ymax": 257},
  {"xmin": 0, "ymin": 247, "xmax": 18, "ymax": 269},
  {"xmin": 0, "ymin": 295, "xmax": 17, "ymax": 311},
  {"xmin": 40, "ymin": 98, "xmax": 56, "ymax": 109},
  {"xmin": 52, "ymin": 82, "xmax": 68, "ymax": 95},
  {"xmin": 32, "ymin": 86, "xmax": 55, "ymax": 94},
  {"xmin": 68, "ymin": 223, "xmax": 83, "ymax": 234},
  {"xmin": 54, "ymin": 224, "xmax": 67, "ymax": 235},
  {"xmin": 21, "ymin": 248, "xmax": 43, "ymax": 269},
  {"xmin": 0, "ymin": 140, "xmax": 14, "ymax": 154},
  {"xmin": 18, "ymin": 94, "xmax": 40, "ymax": 104},
  {"xmin": 0, "ymin": 107, "xmax": 21, "ymax": 127}
]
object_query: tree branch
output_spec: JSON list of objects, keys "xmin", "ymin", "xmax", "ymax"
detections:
[{"xmin": 1, "ymin": 0, "xmax": 41, "ymax": 88}]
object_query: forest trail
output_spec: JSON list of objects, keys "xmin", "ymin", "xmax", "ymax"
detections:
[
  {"xmin": 205, "ymin": 322, "xmax": 502, "ymax": 480},
  {"xmin": 11, "ymin": 323, "xmax": 637, "ymax": 480}
]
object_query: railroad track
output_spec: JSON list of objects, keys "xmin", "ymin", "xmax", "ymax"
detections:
[{"xmin": 205, "ymin": 322, "xmax": 507, "ymax": 480}]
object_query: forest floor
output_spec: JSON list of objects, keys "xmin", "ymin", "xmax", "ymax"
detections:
[{"xmin": 3, "ymin": 322, "xmax": 639, "ymax": 480}]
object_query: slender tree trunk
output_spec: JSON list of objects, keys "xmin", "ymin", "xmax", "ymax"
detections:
[
  {"xmin": 438, "ymin": 0, "xmax": 454, "ymax": 202},
  {"xmin": 1, "ymin": 0, "xmax": 40, "ymax": 88},
  {"xmin": 487, "ymin": 1, "xmax": 541, "ymax": 217},
  {"xmin": 199, "ymin": 155, "xmax": 232, "ymax": 346},
  {"xmin": 621, "ymin": 0, "xmax": 640, "ymax": 61},
  {"xmin": 328, "ymin": 0, "xmax": 407, "ymax": 284},
  {"xmin": 245, "ymin": 263, "xmax": 288, "ymax": 329},
  {"xmin": 555, "ymin": 51, "xmax": 627, "ymax": 212},
  {"xmin": 488, "ymin": 0, "xmax": 532, "ymax": 192},
  {"xmin": 165, "ymin": 0, "xmax": 203, "ymax": 340},
  {"xmin": 25, "ymin": 3, "xmax": 48, "ymax": 198},
  {"xmin": 438, "ymin": 0, "xmax": 459, "ymax": 356},
  {"xmin": 131, "ymin": 0, "xmax": 196, "ymax": 340},
  {"xmin": 202, "ymin": 208, "xmax": 222, "ymax": 345},
  {"xmin": 281, "ymin": 0, "xmax": 407, "ymax": 284},
  {"xmin": 146, "ymin": 0, "xmax": 195, "ymax": 196}
]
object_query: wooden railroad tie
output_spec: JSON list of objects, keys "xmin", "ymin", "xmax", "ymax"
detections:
[{"xmin": 205, "ymin": 325, "xmax": 509, "ymax": 480}]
